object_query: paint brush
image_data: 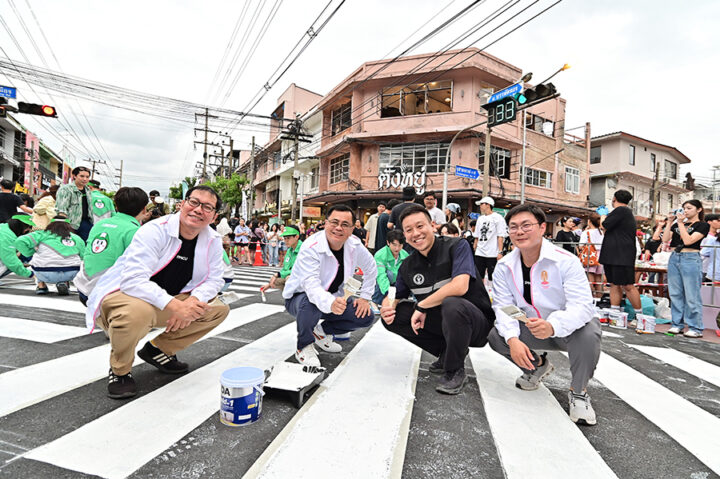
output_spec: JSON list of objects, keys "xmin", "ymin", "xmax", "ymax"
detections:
[{"xmin": 342, "ymin": 277, "xmax": 362, "ymax": 301}]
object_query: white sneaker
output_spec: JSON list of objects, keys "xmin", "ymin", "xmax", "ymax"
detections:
[
  {"xmin": 313, "ymin": 323, "xmax": 342, "ymax": 353},
  {"xmin": 667, "ymin": 326, "xmax": 683, "ymax": 334},
  {"xmin": 295, "ymin": 344, "xmax": 321, "ymax": 367},
  {"xmin": 568, "ymin": 390, "xmax": 597, "ymax": 426},
  {"xmin": 683, "ymin": 330, "xmax": 703, "ymax": 338}
]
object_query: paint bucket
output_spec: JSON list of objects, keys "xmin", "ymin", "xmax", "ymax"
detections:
[
  {"xmin": 220, "ymin": 367, "xmax": 265, "ymax": 427},
  {"xmin": 636, "ymin": 314, "xmax": 656, "ymax": 334},
  {"xmin": 597, "ymin": 308, "xmax": 611, "ymax": 324},
  {"xmin": 609, "ymin": 311, "xmax": 627, "ymax": 329}
]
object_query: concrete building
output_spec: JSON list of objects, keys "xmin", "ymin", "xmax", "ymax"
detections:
[
  {"xmin": 589, "ymin": 131, "xmax": 691, "ymax": 219},
  {"xmin": 300, "ymin": 48, "xmax": 591, "ymax": 223}
]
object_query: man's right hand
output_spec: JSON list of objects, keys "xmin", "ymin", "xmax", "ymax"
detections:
[
  {"xmin": 331, "ymin": 297, "xmax": 347, "ymax": 315},
  {"xmin": 508, "ymin": 337, "xmax": 535, "ymax": 370},
  {"xmin": 165, "ymin": 315, "xmax": 192, "ymax": 333},
  {"xmin": 380, "ymin": 303, "xmax": 396, "ymax": 325},
  {"xmin": 166, "ymin": 296, "xmax": 209, "ymax": 322}
]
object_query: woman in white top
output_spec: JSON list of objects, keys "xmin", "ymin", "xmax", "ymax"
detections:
[
  {"xmin": 216, "ymin": 217, "xmax": 233, "ymax": 257},
  {"xmin": 579, "ymin": 212, "xmax": 604, "ymax": 297},
  {"xmin": 266, "ymin": 223, "xmax": 280, "ymax": 266}
]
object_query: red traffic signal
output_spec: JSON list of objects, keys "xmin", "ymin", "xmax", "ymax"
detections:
[{"xmin": 17, "ymin": 101, "xmax": 58, "ymax": 118}]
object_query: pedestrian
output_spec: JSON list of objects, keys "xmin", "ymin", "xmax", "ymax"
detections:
[
  {"xmin": 473, "ymin": 196, "xmax": 508, "ymax": 289},
  {"xmin": 283, "ymin": 204, "xmax": 377, "ymax": 368},
  {"xmin": 423, "ymin": 191, "xmax": 446, "ymax": 231},
  {"xmin": 74, "ymin": 187, "xmax": 148, "ymax": 304},
  {"xmin": 700, "ymin": 214, "xmax": 720, "ymax": 283},
  {"xmin": 261, "ymin": 224, "xmax": 302, "ymax": 292},
  {"xmin": 373, "ymin": 229, "xmax": 409, "ymax": 305},
  {"xmin": 255, "ymin": 221, "xmax": 267, "ymax": 265},
  {"xmin": 375, "ymin": 199, "xmax": 395, "ymax": 252},
  {"xmin": 662, "ymin": 199, "xmax": 709, "ymax": 338},
  {"xmin": 380, "ymin": 204, "xmax": 494, "ymax": 394},
  {"xmin": 86, "ymin": 185, "xmax": 230, "ymax": 399},
  {"xmin": 267, "ymin": 223, "xmax": 280, "ymax": 267},
  {"xmin": 445, "ymin": 203, "xmax": 461, "ymax": 230},
  {"xmin": 148, "ymin": 190, "xmax": 171, "ymax": 216},
  {"xmin": 228, "ymin": 216, "xmax": 239, "ymax": 258},
  {"xmin": 15, "ymin": 217, "xmax": 85, "ymax": 295},
  {"xmin": 352, "ymin": 219, "xmax": 367, "ymax": 244},
  {"xmin": 440, "ymin": 223, "xmax": 460, "ymax": 237},
  {"xmin": 233, "ymin": 218, "xmax": 251, "ymax": 264},
  {"xmin": 555, "ymin": 217, "xmax": 579, "ymax": 254},
  {"xmin": 299, "ymin": 222, "xmax": 307, "ymax": 241},
  {"xmin": 387, "ymin": 186, "xmax": 417, "ymax": 231},
  {"xmin": 0, "ymin": 179, "xmax": 33, "ymax": 223},
  {"xmin": 216, "ymin": 217, "xmax": 233, "ymax": 258},
  {"xmin": 599, "ymin": 190, "xmax": 643, "ymax": 323},
  {"xmin": 364, "ymin": 202, "xmax": 386, "ymax": 254},
  {"xmin": 31, "ymin": 184, "xmax": 59, "ymax": 230},
  {"xmin": 55, "ymin": 166, "xmax": 94, "ymax": 241},
  {"xmin": 578, "ymin": 213, "xmax": 604, "ymax": 297},
  {"xmin": 488, "ymin": 204, "xmax": 601, "ymax": 425},
  {"xmin": 0, "ymin": 214, "xmax": 35, "ymax": 283},
  {"xmin": 88, "ymin": 179, "xmax": 116, "ymax": 224}
]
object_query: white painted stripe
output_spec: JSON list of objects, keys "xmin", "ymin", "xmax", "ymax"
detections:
[
  {"xmin": 470, "ymin": 347, "xmax": 617, "ymax": 479},
  {"xmin": 602, "ymin": 331, "xmax": 622, "ymax": 338},
  {"xmin": 0, "ymin": 303, "xmax": 284, "ymax": 417},
  {"xmin": 25, "ymin": 323, "xmax": 296, "ymax": 479},
  {"xmin": 628, "ymin": 344, "xmax": 720, "ymax": 389},
  {"xmin": 246, "ymin": 324, "xmax": 421, "ymax": 479},
  {"xmin": 231, "ymin": 279, "xmax": 268, "ymax": 286},
  {"xmin": 0, "ymin": 316, "xmax": 91, "ymax": 343},
  {"xmin": 0, "ymin": 284, "xmax": 79, "ymax": 293},
  {"xmin": 0, "ymin": 293, "xmax": 86, "ymax": 314},
  {"xmin": 594, "ymin": 352, "xmax": 720, "ymax": 474}
]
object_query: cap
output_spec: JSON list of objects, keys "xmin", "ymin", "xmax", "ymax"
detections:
[
  {"xmin": 475, "ymin": 196, "xmax": 495, "ymax": 206},
  {"xmin": 281, "ymin": 226, "xmax": 300, "ymax": 237},
  {"xmin": 446, "ymin": 203, "xmax": 461, "ymax": 214},
  {"xmin": 11, "ymin": 214, "xmax": 35, "ymax": 227}
]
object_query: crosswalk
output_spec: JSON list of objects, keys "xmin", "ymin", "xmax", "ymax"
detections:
[{"xmin": 1, "ymin": 270, "xmax": 720, "ymax": 478}]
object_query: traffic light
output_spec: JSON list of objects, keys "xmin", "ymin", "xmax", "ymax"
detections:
[
  {"xmin": 17, "ymin": 101, "xmax": 57, "ymax": 118},
  {"xmin": 520, "ymin": 83, "xmax": 557, "ymax": 105},
  {"xmin": 0, "ymin": 97, "xmax": 6, "ymax": 118},
  {"xmin": 483, "ymin": 96, "xmax": 517, "ymax": 127}
]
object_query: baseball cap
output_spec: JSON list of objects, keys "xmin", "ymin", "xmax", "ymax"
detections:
[
  {"xmin": 446, "ymin": 203, "xmax": 461, "ymax": 214},
  {"xmin": 281, "ymin": 226, "xmax": 300, "ymax": 237},
  {"xmin": 475, "ymin": 196, "xmax": 495, "ymax": 206},
  {"xmin": 11, "ymin": 214, "xmax": 35, "ymax": 227}
]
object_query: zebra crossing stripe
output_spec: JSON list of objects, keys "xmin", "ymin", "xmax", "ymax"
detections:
[
  {"xmin": 245, "ymin": 323, "xmax": 421, "ymax": 479},
  {"xmin": 230, "ymin": 286, "xmax": 277, "ymax": 293},
  {"xmin": 0, "ymin": 293, "xmax": 86, "ymax": 314},
  {"xmin": 627, "ymin": 344, "xmax": 720, "ymax": 390},
  {"xmin": 24, "ymin": 323, "xmax": 297, "ymax": 479},
  {"xmin": 593, "ymin": 351, "xmax": 720, "ymax": 475},
  {"xmin": 0, "ymin": 304, "xmax": 285, "ymax": 417},
  {"xmin": 470, "ymin": 347, "xmax": 617, "ymax": 478},
  {"xmin": 0, "ymin": 316, "xmax": 92, "ymax": 343}
]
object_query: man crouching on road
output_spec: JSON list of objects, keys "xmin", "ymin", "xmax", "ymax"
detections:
[
  {"xmin": 488, "ymin": 204, "xmax": 601, "ymax": 425},
  {"xmin": 282, "ymin": 204, "xmax": 377, "ymax": 368},
  {"xmin": 86, "ymin": 185, "xmax": 230, "ymax": 399},
  {"xmin": 381, "ymin": 204, "xmax": 494, "ymax": 395}
]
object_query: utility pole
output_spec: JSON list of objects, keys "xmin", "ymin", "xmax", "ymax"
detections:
[
  {"xmin": 481, "ymin": 127, "xmax": 492, "ymax": 196},
  {"xmin": 291, "ymin": 124, "xmax": 300, "ymax": 222},
  {"xmin": 194, "ymin": 108, "xmax": 219, "ymax": 180},
  {"xmin": 227, "ymin": 137, "xmax": 234, "ymax": 178},
  {"xmin": 116, "ymin": 159, "xmax": 124, "ymax": 188},
  {"xmin": 520, "ymin": 110, "xmax": 527, "ymax": 204},
  {"xmin": 281, "ymin": 115, "xmax": 312, "ymax": 222},
  {"xmin": 88, "ymin": 158, "xmax": 107, "ymax": 181},
  {"xmin": 713, "ymin": 166, "xmax": 719, "ymax": 214},
  {"xmin": 249, "ymin": 136, "xmax": 255, "ymax": 214},
  {"xmin": 650, "ymin": 156, "xmax": 660, "ymax": 226}
]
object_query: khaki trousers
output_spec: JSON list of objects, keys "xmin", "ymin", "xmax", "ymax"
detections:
[{"xmin": 98, "ymin": 292, "xmax": 230, "ymax": 375}]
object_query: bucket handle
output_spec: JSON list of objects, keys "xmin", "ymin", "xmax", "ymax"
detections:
[{"xmin": 254, "ymin": 384, "xmax": 265, "ymax": 397}]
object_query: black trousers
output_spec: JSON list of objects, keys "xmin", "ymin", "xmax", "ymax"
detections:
[
  {"xmin": 474, "ymin": 256, "xmax": 498, "ymax": 281},
  {"xmin": 382, "ymin": 296, "xmax": 493, "ymax": 372}
]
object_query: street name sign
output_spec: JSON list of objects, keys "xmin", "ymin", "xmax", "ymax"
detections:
[
  {"xmin": 487, "ymin": 83, "xmax": 521, "ymax": 104},
  {"xmin": 455, "ymin": 165, "xmax": 480, "ymax": 180},
  {"xmin": 0, "ymin": 86, "xmax": 17, "ymax": 99}
]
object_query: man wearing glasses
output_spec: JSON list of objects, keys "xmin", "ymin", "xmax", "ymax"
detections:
[
  {"xmin": 283, "ymin": 204, "xmax": 377, "ymax": 367},
  {"xmin": 85, "ymin": 186, "xmax": 230, "ymax": 399},
  {"xmin": 488, "ymin": 204, "xmax": 601, "ymax": 425}
]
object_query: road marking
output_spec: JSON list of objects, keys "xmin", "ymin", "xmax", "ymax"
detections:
[
  {"xmin": 0, "ymin": 303, "xmax": 284, "ymax": 417},
  {"xmin": 245, "ymin": 324, "xmax": 421, "ymax": 479},
  {"xmin": 231, "ymin": 279, "xmax": 268, "ymax": 286},
  {"xmin": 594, "ymin": 352, "xmax": 720, "ymax": 475},
  {"xmin": 470, "ymin": 347, "xmax": 617, "ymax": 479},
  {"xmin": 25, "ymin": 323, "xmax": 296, "ymax": 479},
  {"xmin": 602, "ymin": 331, "xmax": 622, "ymax": 338},
  {"xmin": 0, "ymin": 293, "xmax": 86, "ymax": 314},
  {"xmin": 628, "ymin": 344, "xmax": 720, "ymax": 389},
  {"xmin": 0, "ymin": 316, "xmax": 92, "ymax": 343}
]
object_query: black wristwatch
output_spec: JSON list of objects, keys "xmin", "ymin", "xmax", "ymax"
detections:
[{"xmin": 414, "ymin": 303, "xmax": 428, "ymax": 314}]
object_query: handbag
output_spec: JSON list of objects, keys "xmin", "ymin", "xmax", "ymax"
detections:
[{"xmin": 578, "ymin": 231, "xmax": 599, "ymax": 267}]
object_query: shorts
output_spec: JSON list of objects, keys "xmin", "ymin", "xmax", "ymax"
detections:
[{"xmin": 603, "ymin": 264, "xmax": 635, "ymax": 286}]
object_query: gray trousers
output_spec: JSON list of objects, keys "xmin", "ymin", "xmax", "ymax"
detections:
[{"xmin": 487, "ymin": 318, "xmax": 602, "ymax": 392}]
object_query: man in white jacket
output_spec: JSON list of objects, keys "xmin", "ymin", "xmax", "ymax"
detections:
[
  {"xmin": 283, "ymin": 204, "xmax": 377, "ymax": 367},
  {"xmin": 487, "ymin": 204, "xmax": 601, "ymax": 425},
  {"xmin": 87, "ymin": 186, "xmax": 230, "ymax": 399}
]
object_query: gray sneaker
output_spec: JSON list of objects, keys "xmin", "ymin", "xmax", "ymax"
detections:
[
  {"xmin": 435, "ymin": 368, "xmax": 468, "ymax": 395},
  {"xmin": 515, "ymin": 354, "xmax": 554, "ymax": 391},
  {"xmin": 568, "ymin": 390, "xmax": 597, "ymax": 425}
]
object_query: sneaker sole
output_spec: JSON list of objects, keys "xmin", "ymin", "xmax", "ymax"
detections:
[
  {"xmin": 435, "ymin": 375, "xmax": 469, "ymax": 395},
  {"xmin": 137, "ymin": 350, "xmax": 189, "ymax": 375},
  {"xmin": 294, "ymin": 354, "xmax": 321, "ymax": 369},
  {"xmin": 107, "ymin": 390, "xmax": 137, "ymax": 400},
  {"xmin": 570, "ymin": 415, "xmax": 597, "ymax": 426},
  {"xmin": 515, "ymin": 364, "xmax": 555, "ymax": 391}
]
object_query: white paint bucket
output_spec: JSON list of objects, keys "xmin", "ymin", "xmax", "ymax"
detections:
[
  {"xmin": 220, "ymin": 367, "xmax": 265, "ymax": 427},
  {"xmin": 609, "ymin": 311, "xmax": 627, "ymax": 329},
  {"xmin": 636, "ymin": 314, "xmax": 656, "ymax": 334}
]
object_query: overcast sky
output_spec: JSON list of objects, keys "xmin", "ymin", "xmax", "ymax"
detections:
[{"xmin": 1, "ymin": 0, "xmax": 718, "ymax": 196}]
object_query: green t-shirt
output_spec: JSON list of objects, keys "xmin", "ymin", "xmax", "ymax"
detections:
[
  {"xmin": 90, "ymin": 190, "xmax": 116, "ymax": 224},
  {"xmin": 279, "ymin": 240, "xmax": 303, "ymax": 279},
  {"xmin": 82, "ymin": 213, "xmax": 140, "ymax": 277}
]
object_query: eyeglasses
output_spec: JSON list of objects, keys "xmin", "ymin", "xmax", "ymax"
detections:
[
  {"xmin": 508, "ymin": 222, "xmax": 539, "ymax": 234},
  {"xmin": 185, "ymin": 197, "xmax": 217, "ymax": 213},
  {"xmin": 327, "ymin": 219, "xmax": 353, "ymax": 230}
]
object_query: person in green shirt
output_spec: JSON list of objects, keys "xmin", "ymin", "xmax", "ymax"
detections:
[
  {"xmin": 261, "ymin": 225, "xmax": 302, "ymax": 293},
  {"xmin": 74, "ymin": 186, "xmax": 148, "ymax": 304},
  {"xmin": 0, "ymin": 214, "xmax": 35, "ymax": 283},
  {"xmin": 372, "ymin": 229, "xmax": 409, "ymax": 305},
  {"xmin": 88, "ymin": 179, "xmax": 116, "ymax": 224}
]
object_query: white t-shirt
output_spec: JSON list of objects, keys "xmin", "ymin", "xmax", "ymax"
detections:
[
  {"xmin": 473, "ymin": 212, "xmax": 508, "ymax": 257},
  {"xmin": 427, "ymin": 207, "xmax": 446, "ymax": 226}
]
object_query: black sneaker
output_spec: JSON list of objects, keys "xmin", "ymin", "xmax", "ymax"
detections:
[
  {"xmin": 56, "ymin": 281, "xmax": 70, "ymax": 296},
  {"xmin": 428, "ymin": 358, "xmax": 444, "ymax": 375},
  {"xmin": 435, "ymin": 368, "xmax": 468, "ymax": 395},
  {"xmin": 137, "ymin": 341, "xmax": 189, "ymax": 374},
  {"xmin": 107, "ymin": 369, "xmax": 137, "ymax": 399}
]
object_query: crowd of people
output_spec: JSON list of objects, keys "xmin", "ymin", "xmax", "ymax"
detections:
[{"xmin": 0, "ymin": 174, "xmax": 715, "ymax": 427}]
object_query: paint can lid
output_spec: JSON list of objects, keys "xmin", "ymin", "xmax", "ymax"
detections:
[{"xmin": 221, "ymin": 367, "xmax": 264, "ymax": 388}]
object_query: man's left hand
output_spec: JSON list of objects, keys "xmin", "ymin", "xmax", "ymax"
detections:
[
  {"xmin": 165, "ymin": 315, "xmax": 193, "ymax": 333},
  {"xmin": 497, "ymin": 253, "xmax": 503, "ymax": 260},
  {"xmin": 527, "ymin": 318, "xmax": 554, "ymax": 339},
  {"xmin": 354, "ymin": 298, "xmax": 372, "ymax": 318},
  {"xmin": 411, "ymin": 310, "xmax": 426, "ymax": 335}
]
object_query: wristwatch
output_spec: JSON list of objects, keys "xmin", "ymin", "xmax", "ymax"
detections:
[{"xmin": 414, "ymin": 303, "xmax": 428, "ymax": 314}]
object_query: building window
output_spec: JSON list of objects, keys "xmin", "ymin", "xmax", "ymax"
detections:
[
  {"xmin": 478, "ymin": 144, "xmax": 512, "ymax": 179},
  {"xmin": 565, "ymin": 166, "xmax": 580, "ymax": 194},
  {"xmin": 380, "ymin": 81, "xmax": 452, "ymax": 118},
  {"xmin": 310, "ymin": 166, "xmax": 319, "ymax": 189},
  {"xmin": 331, "ymin": 102, "xmax": 352, "ymax": 136},
  {"xmin": 668, "ymin": 193, "xmax": 673, "ymax": 209},
  {"xmin": 524, "ymin": 167, "xmax": 552, "ymax": 188},
  {"xmin": 590, "ymin": 146, "xmax": 601, "ymax": 164},
  {"xmin": 330, "ymin": 153, "xmax": 350, "ymax": 184},
  {"xmin": 629, "ymin": 145, "xmax": 635, "ymax": 165},
  {"xmin": 525, "ymin": 113, "xmax": 554, "ymax": 136},
  {"xmin": 0, "ymin": 126, "xmax": 5, "ymax": 148},
  {"xmin": 272, "ymin": 151, "xmax": 281, "ymax": 170},
  {"xmin": 664, "ymin": 159, "xmax": 677, "ymax": 179},
  {"xmin": 379, "ymin": 142, "xmax": 449, "ymax": 174},
  {"xmin": 650, "ymin": 153, "xmax": 656, "ymax": 172}
]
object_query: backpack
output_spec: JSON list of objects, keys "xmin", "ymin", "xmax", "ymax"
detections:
[{"xmin": 578, "ymin": 231, "xmax": 599, "ymax": 267}]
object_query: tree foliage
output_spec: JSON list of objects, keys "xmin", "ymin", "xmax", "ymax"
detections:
[
  {"xmin": 168, "ymin": 176, "xmax": 199, "ymax": 200},
  {"xmin": 204, "ymin": 173, "xmax": 249, "ymax": 214}
]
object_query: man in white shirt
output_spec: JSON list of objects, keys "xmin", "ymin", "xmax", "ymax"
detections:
[
  {"xmin": 473, "ymin": 196, "xmax": 508, "ymax": 288},
  {"xmin": 364, "ymin": 201, "xmax": 386, "ymax": 254},
  {"xmin": 423, "ymin": 192, "xmax": 446, "ymax": 231}
]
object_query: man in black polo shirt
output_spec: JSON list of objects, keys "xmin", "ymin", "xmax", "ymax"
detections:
[{"xmin": 380, "ymin": 204, "xmax": 495, "ymax": 394}]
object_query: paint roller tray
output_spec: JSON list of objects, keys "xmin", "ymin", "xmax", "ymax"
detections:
[{"xmin": 264, "ymin": 361, "xmax": 326, "ymax": 408}]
